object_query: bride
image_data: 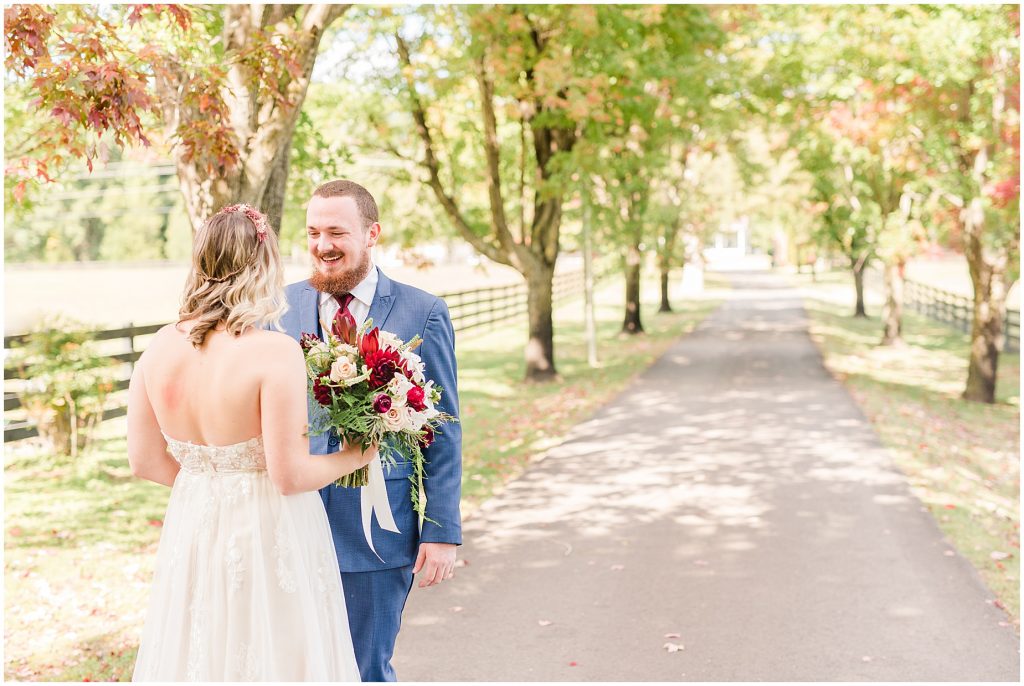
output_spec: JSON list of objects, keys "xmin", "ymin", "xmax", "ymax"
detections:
[{"xmin": 128, "ymin": 204, "xmax": 370, "ymax": 681}]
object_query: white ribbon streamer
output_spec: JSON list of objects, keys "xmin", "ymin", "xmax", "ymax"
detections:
[{"xmin": 360, "ymin": 453, "xmax": 401, "ymax": 562}]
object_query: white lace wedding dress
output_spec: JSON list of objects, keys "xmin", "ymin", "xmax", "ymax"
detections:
[{"xmin": 132, "ymin": 433, "xmax": 361, "ymax": 682}]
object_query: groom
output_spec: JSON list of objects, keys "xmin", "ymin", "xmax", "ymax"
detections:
[{"xmin": 280, "ymin": 179, "xmax": 462, "ymax": 681}]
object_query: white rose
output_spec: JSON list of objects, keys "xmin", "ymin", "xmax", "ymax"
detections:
[
  {"xmin": 329, "ymin": 356, "xmax": 358, "ymax": 383},
  {"xmin": 412, "ymin": 369, "xmax": 426, "ymax": 385},
  {"xmin": 382, "ymin": 406, "xmax": 406, "ymax": 432},
  {"xmin": 334, "ymin": 343, "xmax": 358, "ymax": 357}
]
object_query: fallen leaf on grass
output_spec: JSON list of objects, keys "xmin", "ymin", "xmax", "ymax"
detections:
[
  {"xmin": 664, "ymin": 642, "xmax": 684, "ymax": 653},
  {"xmin": 147, "ymin": 520, "xmax": 163, "ymax": 527},
  {"xmin": 990, "ymin": 551, "xmax": 1011, "ymax": 560},
  {"xmin": 538, "ymin": 620, "xmax": 553, "ymax": 626}
]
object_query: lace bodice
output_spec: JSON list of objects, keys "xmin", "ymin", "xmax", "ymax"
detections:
[{"xmin": 162, "ymin": 433, "xmax": 267, "ymax": 474}]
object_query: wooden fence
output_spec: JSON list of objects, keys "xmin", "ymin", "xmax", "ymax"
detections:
[
  {"xmin": 903, "ymin": 280, "xmax": 1020, "ymax": 352},
  {"xmin": 4, "ymin": 269, "xmax": 595, "ymax": 443}
]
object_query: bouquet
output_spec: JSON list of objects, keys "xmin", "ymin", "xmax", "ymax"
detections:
[{"xmin": 300, "ymin": 317, "xmax": 456, "ymax": 522}]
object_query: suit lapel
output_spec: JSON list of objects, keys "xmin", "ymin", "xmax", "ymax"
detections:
[
  {"xmin": 366, "ymin": 267, "xmax": 397, "ymax": 331},
  {"xmin": 299, "ymin": 282, "xmax": 321, "ymax": 339}
]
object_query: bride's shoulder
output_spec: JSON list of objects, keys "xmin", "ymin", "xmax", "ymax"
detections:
[
  {"xmin": 141, "ymin": 322, "xmax": 187, "ymax": 352},
  {"xmin": 245, "ymin": 329, "xmax": 303, "ymax": 356}
]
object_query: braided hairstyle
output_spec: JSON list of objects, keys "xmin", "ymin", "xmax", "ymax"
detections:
[{"xmin": 178, "ymin": 205, "xmax": 287, "ymax": 348}]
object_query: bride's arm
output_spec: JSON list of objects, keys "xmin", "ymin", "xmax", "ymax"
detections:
[
  {"xmin": 260, "ymin": 336, "xmax": 375, "ymax": 496},
  {"xmin": 127, "ymin": 355, "xmax": 180, "ymax": 487}
]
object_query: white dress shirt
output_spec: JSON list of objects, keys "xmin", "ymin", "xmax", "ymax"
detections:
[{"xmin": 318, "ymin": 264, "xmax": 378, "ymax": 332}]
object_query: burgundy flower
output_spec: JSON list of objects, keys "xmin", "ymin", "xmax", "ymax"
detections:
[
  {"xmin": 373, "ymin": 394, "xmax": 392, "ymax": 414},
  {"xmin": 312, "ymin": 378, "xmax": 332, "ymax": 406},
  {"xmin": 300, "ymin": 332, "xmax": 320, "ymax": 351},
  {"xmin": 418, "ymin": 426, "xmax": 435, "ymax": 449},
  {"xmin": 407, "ymin": 386, "xmax": 426, "ymax": 411},
  {"xmin": 365, "ymin": 347, "xmax": 402, "ymax": 388},
  {"xmin": 369, "ymin": 359, "xmax": 397, "ymax": 388}
]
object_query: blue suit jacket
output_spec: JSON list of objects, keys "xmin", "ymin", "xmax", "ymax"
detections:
[{"xmin": 280, "ymin": 268, "xmax": 463, "ymax": 572}]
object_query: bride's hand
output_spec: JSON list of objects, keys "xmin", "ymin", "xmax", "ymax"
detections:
[{"xmin": 357, "ymin": 443, "xmax": 379, "ymax": 468}]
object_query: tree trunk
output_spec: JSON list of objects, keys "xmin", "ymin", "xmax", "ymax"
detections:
[
  {"xmin": 82, "ymin": 217, "xmax": 104, "ymax": 260},
  {"xmin": 658, "ymin": 268, "xmax": 672, "ymax": 313},
  {"xmin": 157, "ymin": 213, "xmax": 170, "ymax": 259},
  {"xmin": 260, "ymin": 143, "xmax": 292, "ymax": 235},
  {"xmin": 622, "ymin": 241, "xmax": 644, "ymax": 334},
  {"xmin": 525, "ymin": 262, "xmax": 557, "ymax": 381},
  {"xmin": 852, "ymin": 255, "xmax": 868, "ymax": 318},
  {"xmin": 880, "ymin": 258, "xmax": 905, "ymax": 345},
  {"xmin": 962, "ymin": 199, "xmax": 1011, "ymax": 404}
]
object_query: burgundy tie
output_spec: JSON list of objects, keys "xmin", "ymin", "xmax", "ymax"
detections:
[{"xmin": 332, "ymin": 293, "xmax": 356, "ymax": 339}]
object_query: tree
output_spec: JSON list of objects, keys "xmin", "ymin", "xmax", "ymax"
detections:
[
  {"xmin": 907, "ymin": 6, "xmax": 1020, "ymax": 402},
  {"xmin": 575, "ymin": 5, "xmax": 725, "ymax": 332},
  {"xmin": 826, "ymin": 85, "xmax": 928, "ymax": 343},
  {"xmin": 356, "ymin": 5, "xmax": 634, "ymax": 380},
  {"xmin": 4, "ymin": 3, "xmax": 348, "ymax": 234},
  {"xmin": 750, "ymin": 4, "xmax": 1019, "ymax": 399}
]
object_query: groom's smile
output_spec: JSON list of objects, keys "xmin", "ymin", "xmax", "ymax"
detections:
[{"xmin": 306, "ymin": 194, "xmax": 382, "ymax": 294}]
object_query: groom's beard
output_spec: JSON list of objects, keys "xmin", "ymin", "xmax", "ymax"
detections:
[{"xmin": 309, "ymin": 247, "xmax": 373, "ymax": 295}]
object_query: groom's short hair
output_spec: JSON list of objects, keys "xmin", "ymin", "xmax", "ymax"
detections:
[{"xmin": 312, "ymin": 180, "xmax": 379, "ymax": 229}]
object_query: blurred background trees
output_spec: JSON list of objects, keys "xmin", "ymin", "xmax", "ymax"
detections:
[{"xmin": 4, "ymin": 3, "xmax": 1019, "ymax": 399}]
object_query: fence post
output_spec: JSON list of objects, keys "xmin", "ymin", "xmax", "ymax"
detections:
[{"xmin": 126, "ymin": 322, "xmax": 137, "ymax": 371}]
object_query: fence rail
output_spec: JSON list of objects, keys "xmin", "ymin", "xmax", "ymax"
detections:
[
  {"xmin": 4, "ymin": 270, "xmax": 597, "ymax": 443},
  {"xmin": 903, "ymin": 280, "xmax": 1020, "ymax": 352}
]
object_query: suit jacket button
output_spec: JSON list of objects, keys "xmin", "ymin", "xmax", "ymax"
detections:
[{"xmin": 328, "ymin": 437, "xmax": 339, "ymax": 447}]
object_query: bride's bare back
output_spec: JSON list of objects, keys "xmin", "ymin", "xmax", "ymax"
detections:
[{"xmin": 143, "ymin": 321, "xmax": 286, "ymax": 445}]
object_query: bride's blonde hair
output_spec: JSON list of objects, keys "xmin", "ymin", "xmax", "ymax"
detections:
[{"xmin": 178, "ymin": 205, "xmax": 287, "ymax": 348}]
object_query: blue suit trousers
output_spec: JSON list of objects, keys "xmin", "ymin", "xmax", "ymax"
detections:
[{"xmin": 341, "ymin": 565, "xmax": 416, "ymax": 682}]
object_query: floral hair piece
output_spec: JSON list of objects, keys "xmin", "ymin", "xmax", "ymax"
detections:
[
  {"xmin": 197, "ymin": 203, "xmax": 271, "ymax": 283},
  {"xmin": 222, "ymin": 203, "xmax": 270, "ymax": 243}
]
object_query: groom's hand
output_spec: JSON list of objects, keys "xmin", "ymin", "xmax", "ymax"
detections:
[{"xmin": 413, "ymin": 542, "xmax": 457, "ymax": 588}]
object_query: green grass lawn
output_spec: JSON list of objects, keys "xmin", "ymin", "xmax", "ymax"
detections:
[
  {"xmin": 797, "ymin": 269, "xmax": 1020, "ymax": 628},
  {"xmin": 4, "ymin": 273, "xmax": 721, "ymax": 681}
]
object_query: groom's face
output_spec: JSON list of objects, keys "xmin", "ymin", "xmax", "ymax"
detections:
[{"xmin": 306, "ymin": 195, "xmax": 381, "ymax": 294}]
